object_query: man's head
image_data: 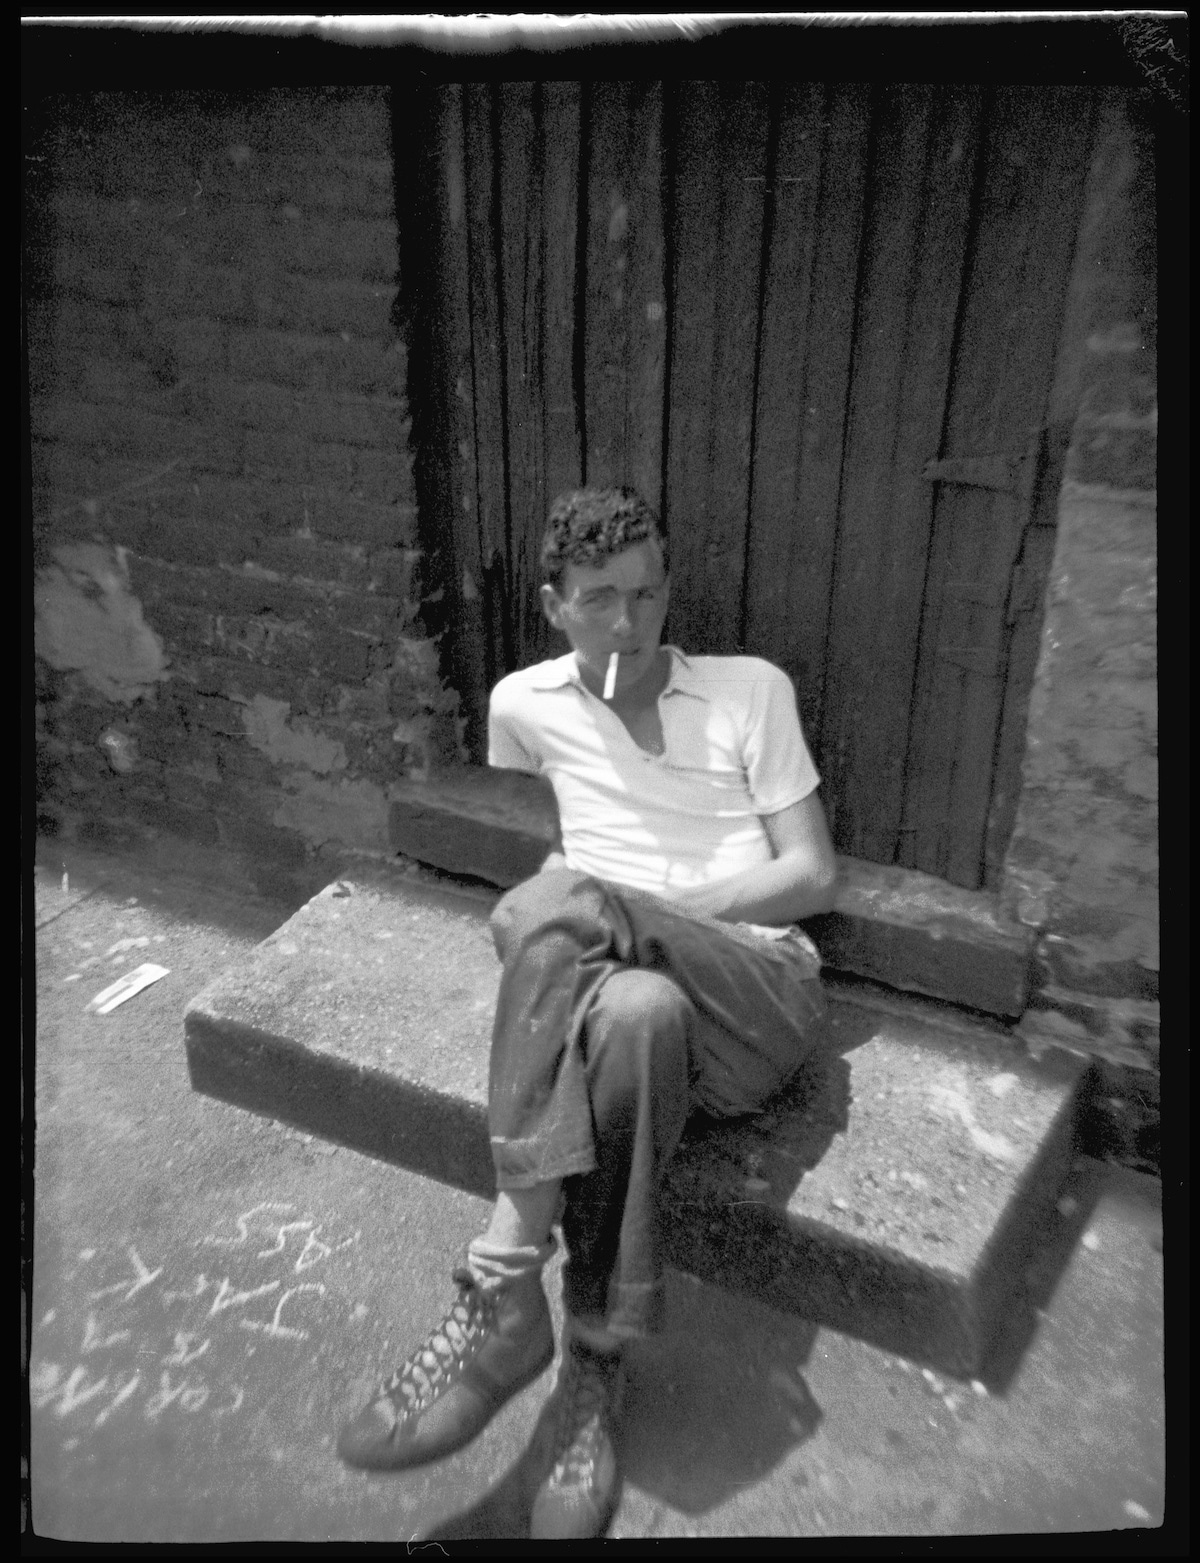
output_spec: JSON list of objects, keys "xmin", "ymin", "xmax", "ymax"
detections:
[
  {"xmin": 539, "ymin": 487, "xmax": 671, "ymax": 695},
  {"xmin": 539, "ymin": 486, "xmax": 669, "ymax": 595}
]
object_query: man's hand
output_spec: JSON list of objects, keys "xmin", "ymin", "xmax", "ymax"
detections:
[{"xmin": 667, "ymin": 792, "xmax": 838, "ymax": 926}]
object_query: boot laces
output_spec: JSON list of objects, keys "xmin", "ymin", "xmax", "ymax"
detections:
[
  {"xmin": 380, "ymin": 1267, "xmax": 493, "ymax": 1415},
  {"xmin": 548, "ymin": 1344, "xmax": 616, "ymax": 1484}
]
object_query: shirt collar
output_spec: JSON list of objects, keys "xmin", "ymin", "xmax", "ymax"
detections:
[{"xmin": 523, "ymin": 646, "xmax": 705, "ymax": 699}]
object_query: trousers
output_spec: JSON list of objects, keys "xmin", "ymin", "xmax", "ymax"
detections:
[{"xmin": 486, "ymin": 867, "xmax": 826, "ymax": 1337}]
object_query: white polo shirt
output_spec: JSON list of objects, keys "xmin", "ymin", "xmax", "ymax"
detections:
[{"xmin": 488, "ymin": 647, "xmax": 821, "ymax": 924}]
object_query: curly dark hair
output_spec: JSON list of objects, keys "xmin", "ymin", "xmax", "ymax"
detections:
[{"xmin": 540, "ymin": 486, "xmax": 669, "ymax": 594}]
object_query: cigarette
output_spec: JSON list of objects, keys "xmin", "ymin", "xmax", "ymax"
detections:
[{"xmin": 603, "ymin": 651, "xmax": 619, "ymax": 700}]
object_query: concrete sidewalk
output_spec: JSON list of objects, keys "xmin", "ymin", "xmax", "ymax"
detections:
[{"xmin": 27, "ymin": 837, "xmax": 1167, "ymax": 1542}]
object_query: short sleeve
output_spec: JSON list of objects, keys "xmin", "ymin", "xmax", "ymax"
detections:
[
  {"xmin": 487, "ymin": 676, "xmax": 542, "ymax": 775},
  {"xmin": 741, "ymin": 662, "xmax": 820, "ymax": 814}
]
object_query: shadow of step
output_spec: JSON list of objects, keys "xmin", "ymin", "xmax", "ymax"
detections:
[{"xmin": 183, "ymin": 863, "xmax": 1085, "ymax": 1380}]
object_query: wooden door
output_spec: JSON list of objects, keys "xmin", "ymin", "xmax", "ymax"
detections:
[{"xmin": 408, "ymin": 80, "xmax": 1097, "ymax": 891}]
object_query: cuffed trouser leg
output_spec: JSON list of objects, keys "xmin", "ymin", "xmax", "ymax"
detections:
[{"xmin": 559, "ymin": 970, "xmax": 693, "ymax": 1336}]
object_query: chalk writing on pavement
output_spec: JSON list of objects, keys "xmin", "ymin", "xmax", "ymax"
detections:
[{"xmin": 32, "ymin": 1204, "xmax": 361, "ymax": 1438}]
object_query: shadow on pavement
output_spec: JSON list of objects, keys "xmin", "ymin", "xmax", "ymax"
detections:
[
  {"xmin": 976, "ymin": 1154, "xmax": 1107, "ymax": 1393},
  {"xmin": 424, "ymin": 1272, "xmax": 823, "ymax": 1540},
  {"xmin": 423, "ymin": 1025, "xmax": 849, "ymax": 1539},
  {"xmin": 620, "ymin": 1278, "xmax": 823, "ymax": 1513},
  {"xmin": 34, "ymin": 832, "xmax": 330, "ymax": 947}
]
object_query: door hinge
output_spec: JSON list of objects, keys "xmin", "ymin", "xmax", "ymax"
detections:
[
  {"xmin": 922, "ymin": 454, "xmax": 1021, "ymax": 492},
  {"xmin": 1006, "ymin": 560, "xmax": 1045, "ymax": 623},
  {"xmin": 937, "ymin": 645, "xmax": 1003, "ymax": 677},
  {"xmin": 944, "ymin": 579, "xmax": 1005, "ymax": 610}
]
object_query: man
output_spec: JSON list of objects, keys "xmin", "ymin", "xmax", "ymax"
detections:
[{"xmin": 337, "ymin": 486, "xmax": 837, "ymax": 1538}]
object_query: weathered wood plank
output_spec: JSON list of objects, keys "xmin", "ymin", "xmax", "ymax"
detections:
[
  {"xmin": 432, "ymin": 83, "xmax": 492, "ymax": 762},
  {"xmin": 663, "ymin": 81, "xmax": 721, "ymax": 645},
  {"xmin": 743, "ymin": 82, "xmax": 826, "ymax": 689},
  {"xmin": 501, "ymin": 80, "xmax": 586, "ymax": 672},
  {"xmin": 900, "ymin": 87, "xmax": 1096, "ymax": 887},
  {"xmin": 582, "ymin": 81, "xmax": 668, "ymax": 507},
  {"xmin": 623, "ymin": 81, "xmax": 668, "ymax": 515},
  {"xmin": 818, "ymin": 85, "xmax": 978, "ymax": 864},
  {"xmin": 583, "ymin": 81, "xmax": 631, "ymax": 489},
  {"xmin": 707, "ymin": 82, "xmax": 772, "ymax": 650},
  {"xmin": 462, "ymin": 82, "xmax": 511, "ymax": 691},
  {"xmin": 745, "ymin": 81, "xmax": 872, "ymax": 745},
  {"xmin": 817, "ymin": 86, "xmax": 935, "ymax": 857},
  {"xmin": 539, "ymin": 82, "xmax": 584, "ymax": 520},
  {"xmin": 981, "ymin": 485, "xmax": 1067, "ymax": 887},
  {"xmin": 665, "ymin": 80, "xmax": 770, "ymax": 655},
  {"xmin": 496, "ymin": 81, "xmax": 550, "ymax": 672}
]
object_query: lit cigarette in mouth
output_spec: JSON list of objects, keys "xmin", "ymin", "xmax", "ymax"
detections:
[{"xmin": 603, "ymin": 651, "xmax": 619, "ymax": 700}]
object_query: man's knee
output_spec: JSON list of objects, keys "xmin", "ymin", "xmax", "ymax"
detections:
[
  {"xmin": 489, "ymin": 866, "xmax": 599, "ymax": 958},
  {"xmin": 587, "ymin": 971, "xmax": 692, "ymax": 1074},
  {"xmin": 584, "ymin": 972, "xmax": 692, "ymax": 1143}
]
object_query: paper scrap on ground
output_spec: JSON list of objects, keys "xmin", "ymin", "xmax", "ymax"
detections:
[{"xmin": 89, "ymin": 964, "xmax": 170, "ymax": 1014}]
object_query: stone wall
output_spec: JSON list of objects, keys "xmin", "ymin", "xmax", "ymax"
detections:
[
  {"xmin": 1001, "ymin": 89, "xmax": 1159, "ymax": 1107},
  {"xmin": 29, "ymin": 88, "xmax": 458, "ymax": 894}
]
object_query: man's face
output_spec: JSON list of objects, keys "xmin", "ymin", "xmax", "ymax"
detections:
[{"xmin": 540, "ymin": 539, "xmax": 670, "ymax": 693}]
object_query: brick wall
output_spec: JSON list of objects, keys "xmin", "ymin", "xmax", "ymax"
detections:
[
  {"xmin": 1000, "ymin": 90, "xmax": 1159, "ymax": 1134},
  {"xmin": 29, "ymin": 88, "xmax": 458, "ymax": 893}
]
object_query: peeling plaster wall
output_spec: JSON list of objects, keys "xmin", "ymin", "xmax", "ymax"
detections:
[
  {"xmin": 273, "ymin": 774, "xmax": 393, "ymax": 853},
  {"xmin": 240, "ymin": 694, "xmax": 347, "ymax": 775},
  {"xmin": 35, "ymin": 542, "xmax": 170, "ymax": 703},
  {"xmin": 28, "ymin": 88, "xmax": 460, "ymax": 894},
  {"xmin": 1001, "ymin": 90, "xmax": 1159, "ymax": 1074}
]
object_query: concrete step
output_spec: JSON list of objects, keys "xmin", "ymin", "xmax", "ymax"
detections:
[
  {"xmin": 386, "ymin": 768, "xmax": 1037, "ymax": 1017},
  {"xmin": 183, "ymin": 863, "xmax": 1086, "ymax": 1380}
]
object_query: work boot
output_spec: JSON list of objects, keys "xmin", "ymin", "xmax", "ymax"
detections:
[
  {"xmin": 529, "ymin": 1334, "xmax": 625, "ymax": 1539},
  {"xmin": 336, "ymin": 1265, "xmax": 554, "ymax": 1471}
]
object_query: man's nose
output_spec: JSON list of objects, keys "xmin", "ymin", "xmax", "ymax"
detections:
[{"xmin": 611, "ymin": 597, "xmax": 634, "ymax": 633}]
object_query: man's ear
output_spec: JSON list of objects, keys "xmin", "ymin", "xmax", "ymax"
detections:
[{"xmin": 540, "ymin": 583, "xmax": 564, "ymax": 631}]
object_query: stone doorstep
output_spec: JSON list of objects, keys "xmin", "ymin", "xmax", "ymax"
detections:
[
  {"xmin": 386, "ymin": 774, "xmax": 1036, "ymax": 1019},
  {"xmin": 183, "ymin": 863, "xmax": 1086, "ymax": 1381}
]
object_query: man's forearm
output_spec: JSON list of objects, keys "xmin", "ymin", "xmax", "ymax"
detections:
[{"xmin": 667, "ymin": 853, "xmax": 838, "ymax": 926}]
